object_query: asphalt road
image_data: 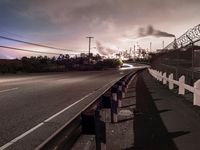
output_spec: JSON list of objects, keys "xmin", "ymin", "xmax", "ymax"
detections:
[{"xmin": 0, "ymin": 68, "xmax": 137, "ymax": 149}]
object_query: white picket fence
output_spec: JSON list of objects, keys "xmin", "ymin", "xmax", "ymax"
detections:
[{"xmin": 148, "ymin": 68, "xmax": 200, "ymax": 106}]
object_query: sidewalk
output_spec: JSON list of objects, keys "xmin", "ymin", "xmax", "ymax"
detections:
[{"xmin": 135, "ymin": 70, "xmax": 200, "ymax": 150}]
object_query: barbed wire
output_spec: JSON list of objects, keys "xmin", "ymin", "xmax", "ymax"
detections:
[{"xmin": 165, "ymin": 24, "xmax": 200, "ymax": 49}]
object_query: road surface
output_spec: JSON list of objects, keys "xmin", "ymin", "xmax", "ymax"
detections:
[{"xmin": 0, "ymin": 68, "xmax": 138, "ymax": 149}]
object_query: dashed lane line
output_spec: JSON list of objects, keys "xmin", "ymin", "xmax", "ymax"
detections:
[{"xmin": 0, "ymin": 88, "xmax": 19, "ymax": 93}]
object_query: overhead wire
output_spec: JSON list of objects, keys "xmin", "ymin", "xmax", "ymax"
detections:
[
  {"xmin": 0, "ymin": 31, "xmax": 87, "ymax": 53},
  {"xmin": 0, "ymin": 45, "xmax": 63, "ymax": 55},
  {"xmin": 0, "ymin": 35, "xmax": 78, "ymax": 52}
]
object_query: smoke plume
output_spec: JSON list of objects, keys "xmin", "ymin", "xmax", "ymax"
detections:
[
  {"xmin": 139, "ymin": 25, "xmax": 175, "ymax": 38},
  {"xmin": 96, "ymin": 41, "xmax": 116, "ymax": 56}
]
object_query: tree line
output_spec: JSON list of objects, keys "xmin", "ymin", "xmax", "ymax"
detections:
[{"xmin": 0, "ymin": 54, "xmax": 122, "ymax": 73}]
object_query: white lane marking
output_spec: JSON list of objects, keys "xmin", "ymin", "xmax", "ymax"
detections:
[
  {"xmin": 0, "ymin": 88, "xmax": 18, "ymax": 93},
  {"xmin": 0, "ymin": 78, "xmax": 119, "ymax": 150},
  {"xmin": 44, "ymin": 93, "xmax": 93, "ymax": 122},
  {"xmin": 0, "ymin": 123, "xmax": 44, "ymax": 150},
  {"xmin": 0, "ymin": 89, "xmax": 99, "ymax": 150}
]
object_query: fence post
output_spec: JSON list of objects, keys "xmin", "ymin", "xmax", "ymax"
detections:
[
  {"xmin": 168, "ymin": 73, "xmax": 174, "ymax": 90},
  {"xmin": 156, "ymin": 70, "xmax": 159, "ymax": 81},
  {"xmin": 158, "ymin": 71, "xmax": 160, "ymax": 81},
  {"xmin": 163, "ymin": 72, "xmax": 167, "ymax": 85},
  {"xmin": 157, "ymin": 71, "xmax": 160, "ymax": 81},
  {"xmin": 160, "ymin": 71, "xmax": 163, "ymax": 82},
  {"xmin": 178, "ymin": 75, "xmax": 185, "ymax": 95},
  {"xmin": 194, "ymin": 79, "xmax": 200, "ymax": 106},
  {"xmin": 155, "ymin": 70, "xmax": 157, "ymax": 79}
]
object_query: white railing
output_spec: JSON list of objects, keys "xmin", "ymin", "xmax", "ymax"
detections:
[{"xmin": 148, "ymin": 68, "xmax": 200, "ymax": 106}]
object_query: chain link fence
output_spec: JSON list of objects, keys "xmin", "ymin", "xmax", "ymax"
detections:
[{"xmin": 150, "ymin": 45, "xmax": 200, "ymax": 85}]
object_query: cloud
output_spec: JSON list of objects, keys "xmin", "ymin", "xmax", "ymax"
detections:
[{"xmin": 0, "ymin": 0, "xmax": 200, "ymax": 58}]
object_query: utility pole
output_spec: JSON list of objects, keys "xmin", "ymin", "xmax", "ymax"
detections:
[{"xmin": 86, "ymin": 36, "xmax": 94, "ymax": 64}]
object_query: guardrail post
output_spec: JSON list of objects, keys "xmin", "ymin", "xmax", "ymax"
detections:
[
  {"xmin": 111, "ymin": 86, "xmax": 118, "ymax": 123},
  {"xmin": 117, "ymin": 81, "xmax": 123, "ymax": 107},
  {"xmin": 95, "ymin": 109, "xmax": 106, "ymax": 150},
  {"xmin": 101, "ymin": 94, "xmax": 111, "ymax": 108},
  {"xmin": 82, "ymin": 107, "xmax": 106, "ymax": 150},
  {"xmin": 163, "ymin": 72, "xmax": 167, "ymax": 85},
  {"xmin": 194, "ymin": 79, "xmax": 200, "ymax": 106},
  {"xmin": 81, "ymin": 110, "xmax": 95, "ymax": 135},
  {"xmin": 122, "ymin": 80, "xmax": 126, "ymax": 98},
  {"xmin": 122, "ymin": 81, "xmax": 126, "ymax": 98},
  {"xmin": 178, "ymin": 75, "xmax": 185, "ymax": 95},
  {"xmin": 125, "ymin": 78, "xmax": 129, "ymax": 93},
  {"xmin": 168, "ymin": 73, "xmax": 174, "ymax": 90}
]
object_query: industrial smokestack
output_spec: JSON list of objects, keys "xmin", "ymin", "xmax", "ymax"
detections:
[
  {"xmin": 162, "ymin": 41, "xmax": 165, "ymax": 49},
  {"xmin": 150, "ymin": 42, "xmax": 152, "ymax": 52}
]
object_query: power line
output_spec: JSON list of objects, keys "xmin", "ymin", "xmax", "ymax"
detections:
[
  {"xmin": 0, "ymin": 30, "xmax": 87, "ymax": 52},
  {"xmin": 0, "ymin": 45, "xmax": 63, "ymax": 55},
  {"xmin": 0, "ymin": 35, "xmax": 86, "ymax": 52},
  {"xmin": 0, "ymin": 30, "xmax": 25, "ymax": 39}
]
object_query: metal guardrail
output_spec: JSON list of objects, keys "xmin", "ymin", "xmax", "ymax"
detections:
[
  {"xmin": 149, "ymin": 68, "xmax": 200, "ymax": 106},
  {"xmin": 35, "ymin": 69, "xmax": 144, "ymax": 150}
]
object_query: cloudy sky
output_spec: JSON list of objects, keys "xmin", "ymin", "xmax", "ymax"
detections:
[{"xmin": 0, "ymin": 0, "xmax": 199, "ymax": 58}]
